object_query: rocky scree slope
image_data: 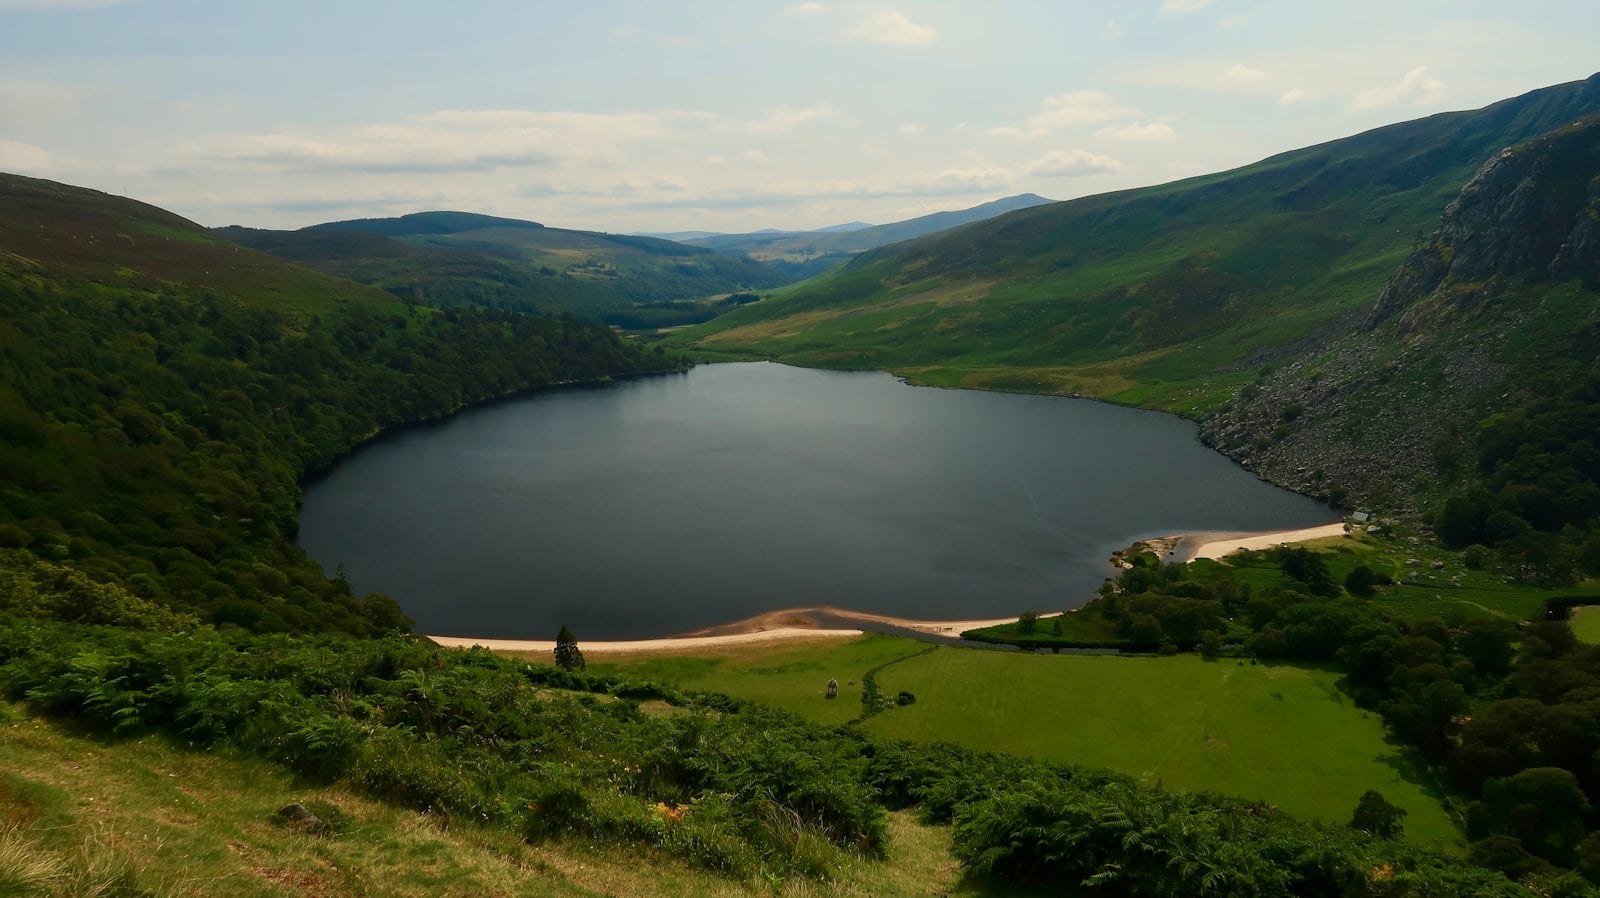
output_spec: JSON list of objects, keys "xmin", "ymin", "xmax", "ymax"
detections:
[{"xmin": 1200, "ymin": 112, "xmax": 1600, "ymax": 510}]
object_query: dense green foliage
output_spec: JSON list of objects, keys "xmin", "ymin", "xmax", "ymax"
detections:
[
  {"xmin": 983, "ymin": 542, "xmax": 1600, "ymax": 888},
  {"xmin": 1436, "ymin": 372, "xmax": 1600, "ymax": 582},
  {"xmin": 0, "ymin": 614, "xmax": 1539, "ymax": 895},
  {"xmin": 0, "ymin": 174, "xmax": 683, "ymax": 635}
]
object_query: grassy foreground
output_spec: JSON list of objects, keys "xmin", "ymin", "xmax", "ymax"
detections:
[
  {"xmin": 596, "ymin": 635, "xmax": 1458, "ymax": 847},
  {"xmin": 0, "ymin": 702, "xmax": 1037, "ymax": 898}
]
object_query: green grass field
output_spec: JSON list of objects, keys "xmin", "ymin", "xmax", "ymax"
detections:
[
  {"xmin": 863, "ymin": 648, "xmax": 1457, "ymax": 846},
  {"xmin": 598, "ymin": 636, "xmax": 1459, "ymax": 847},
  {"xmin": 1571, "ymin": 606, "xmax": 1600, "ymax": 644},
  {"xmin": 588, "ymin": 633, "xmax": 929, "ymax": 727}
]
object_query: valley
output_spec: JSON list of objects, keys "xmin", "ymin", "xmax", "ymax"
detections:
[{"xmin": 2, "ymin": 16, "xmax": 1600, "ymax": 891}]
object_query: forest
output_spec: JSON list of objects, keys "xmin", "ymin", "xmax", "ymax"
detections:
[{"xmin": 0, "ymin": 261, "xmax": 682, "ymax": 635}]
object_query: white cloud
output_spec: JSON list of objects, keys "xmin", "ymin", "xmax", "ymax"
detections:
[
  {"xmin": 738, "ymin": 149, "xmax": 766, "ymax": 161},
  {"xmin": 745, "ymin": 102, "xmax": 839, "ymax": 134},
  {"xmin": 1278, "ymin": 88, "xmax": 1310, "ymax": 106},
  {"xmin": 784, "ymin": 2, "xmax": 827, "ymax": 15},
  {"xmin": 1095, "ymin": 122, "xmax": 1176, "ymax": 141},
  {"xmin": 0, "ymin": 138, "xmax": 50, "ymax": 172},
  {"xmin": 178, "ymin": 108, "xmax": 717, "ymax": 177},
  {"xmin": 987, "ymin": 91, "xmax": 1139, "ymax": 139},
  {"xmin": 0, "ymin": 80, "xmax": 90, "ymax": 122},
  {"xmin": 898, "ymin": 123, "xmax": 925, "ymax": 136},
  {"xmin": 1159, "ymin": 0, "xmax": 1214, "ymax": 14},
  {"xmin": 1351, "ymin": 66, "xmax": 1445, "ymax": 111},
  {"xmin": 1101, "ymin": 20, "xmax": 1123, "ymax": 38},
  {"xmin": 843, "ymin": 10, "xmax": 938, "ymax": 45},
  {"xmin": 702, "ymin": 154, "xmax": 726, "ymax": 165},
  {"xmin": 1218, "ymin": 14, "xmax": 1248, "ymax": 29},
  {"xmin": 1220, "ymin": 64, "xmax": 1266, "ymax": 84},
  {"xmin": 1024, "ymin": 149, "xmax": 1123, "ymax": 177},
  {"xmin": 0, "ymin": 0, "xmax": 126, "ymax": 8}
]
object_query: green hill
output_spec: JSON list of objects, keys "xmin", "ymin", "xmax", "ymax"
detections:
[
  {"xmin": 1203, "ymin": 110, "xmax": 1600, "ymax": 535},
  {"xmin": 0, "ymin": 172, "xmax": 682, "ymax": 634},
  {"xmin": 221, "ymin": 212, "xmax": 792, "ymax": 321},
  {"xmin": 675, "ymin": 74, "xmax": 1600, "ymax": 413},
  {"xmin": 308, "ymin": 209, "xmax": 547, "ymax": 237}
]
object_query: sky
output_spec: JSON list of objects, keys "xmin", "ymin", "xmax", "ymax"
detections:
[{"xmin": 0, "ymin": 1, "xmax": 1596, "ymax": 234}]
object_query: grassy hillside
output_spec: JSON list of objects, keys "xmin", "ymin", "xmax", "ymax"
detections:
[
  {"xmin": 221, "ymin": 212, "xmax": 791, "ymax": 320},
  {"xmin": 0, "ymin": 176, "xmax": 378, "ymax": 312},
  {"xmin": 674, "ymin": 74, "xmax": 1600, "ymax": 415},
  {"xmin": 1, "ymin": 611, "xmax": 1537, "ymax": 897},
  {"xmin": 1202, "ymin": 110, "xmax": 1600, "ymax": 529},
  {"xmin": 0, "ymin": 172, "xmax": 682, "ymax": 634},
  {"xmin": 0, "ymin": 690, "xmax": 1031, "ymax": 897}
]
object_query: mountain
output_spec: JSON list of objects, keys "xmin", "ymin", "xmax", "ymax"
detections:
[
  {"xmin": 1201, "ymin": 110, "xmax": 1600, "ymax": 509},
  {"xmin": 815, "ymin": 220, "xmax": 874, "ymax": 233},
  {"xmin": 219, "ymin": 212, "xmax": 792, "ymax": 321},
  {"xmin": 309, "ymin": 210, "xmax": 546, "ymax": 237},
  {"xmin": 675, "ymin": 75, "xmax": 1600, "ymax": 412},
  {"xmin": 683, "ymin": 193, "xmax": 1056, "ymax": 278},
  {"xmin": 0, "ymin": 174, "xmax": 377, "ymax": 309},
  {"xmin": 632, "ymin": 229, "xmax": 725, "ymax": 241},
  {"xmin": 0, "ymin": 171, "xmax": 680, "ymax": 634}
]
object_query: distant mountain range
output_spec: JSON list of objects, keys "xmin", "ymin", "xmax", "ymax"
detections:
[
  {"xmin": 217, "ymin": 196, "xmax": 1058, "ymax": 322},
  {"xmin": 679, "ymin": 194, "xmax": 1055, "ymax": 278},
  {"xmin": 218, "ymin": 212, "xmax": 789, "ymax": 319}
]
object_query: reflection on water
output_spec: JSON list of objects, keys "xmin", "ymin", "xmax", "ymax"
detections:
[{"xmin": 297, "ymin": 363, "xmax": 1331, "ymax": 640}]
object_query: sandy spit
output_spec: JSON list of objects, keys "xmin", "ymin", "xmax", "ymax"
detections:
[
  {"xmin": 1176, "ymin": 521, "xmax": 1349, "ymax": 561},
  {"xmin": 426, "ymin": 605, "xmax": 1020, "ymax": 656},
  {"xmin": 427, "ymin": 525, "xmax": 1349, "ymax": 656}
]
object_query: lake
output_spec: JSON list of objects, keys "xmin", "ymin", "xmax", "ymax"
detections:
[{"xmin": 297, "ymin": 362, "xmax": 1333, "ymax": 640}]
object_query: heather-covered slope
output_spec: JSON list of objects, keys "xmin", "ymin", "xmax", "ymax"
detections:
[{"xmin": 676, "ymin": 74, "xmax": 1600, "ymax": 414}]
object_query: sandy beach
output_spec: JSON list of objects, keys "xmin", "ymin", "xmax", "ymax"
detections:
[
  {"xmin": 426, "ymin": 522, "xmax": 1351, "ymax": 656},
  {"xmin": 1176, "ymin": 521, "xmax": 1349, "ymax": 561},
  {"xmin": 428, "ymin": 625, "xmax": 863, "ymax": 656},
  {"xmin": 427, "ymin": 605, "xmax": 1016, "ymax": 656}
]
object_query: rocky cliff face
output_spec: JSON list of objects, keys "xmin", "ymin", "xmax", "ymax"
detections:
[
  {"xmin": 1367, "ymin": 113, "xmax": 1600, "ymax": 334},
  {"xmin": 1202, "ymin": 111, "xmax": 1600, "ymax": 511}
]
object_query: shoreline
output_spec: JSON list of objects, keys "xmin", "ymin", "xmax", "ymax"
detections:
[
  {"xmin": 426, "ymin": 521, "xmax": 1350, "ymax": 656},
  {"xmin": 1174, "ymin": 521, "xmax": 1348, "ymax": 562}
]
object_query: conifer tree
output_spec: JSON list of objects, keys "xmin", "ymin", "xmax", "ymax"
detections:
[{"xmin": 554, "ymin": 626, "xmax": 585, "ymax": 670}]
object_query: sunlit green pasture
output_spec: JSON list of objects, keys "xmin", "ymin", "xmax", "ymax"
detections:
[{"xmin": 598, "ymin": 635, "xmax": 1459, "ymax": 847}]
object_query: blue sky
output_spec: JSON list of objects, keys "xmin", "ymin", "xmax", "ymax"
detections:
[{"xmin": 1, "ymin": 1, "xmax": 1595, "ymax": 232}]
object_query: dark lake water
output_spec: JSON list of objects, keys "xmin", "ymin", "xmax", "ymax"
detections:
[{"xmin": 297, "ymin": 362, "xmax": 1333, "ymax": 640}]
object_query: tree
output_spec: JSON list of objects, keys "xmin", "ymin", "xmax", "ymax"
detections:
[
  {"xmin": 554, "ymin": 626, "xmax": 585, "ymax": 670},
  {"xmin": 1350, "ymin": 789, "xmax": 1407, "ymax": 839},
  {"xmin": 1017, "ymin": 611, "xmax": 1039, "ymax": 634},
  {"xmin": 1481, "ymin": 767, "xmax": 1592, "ymax": 865},
  {"xmin": 1343, "ymin": 564, "xmax": 1390, "ymax": 597}
]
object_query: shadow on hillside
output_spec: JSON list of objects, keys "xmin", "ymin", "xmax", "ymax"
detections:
[
  {"xmin": 1376, "ymin": 746, "xmax": 1461, "ymax": 827},
  {"xmin": 953, "ymin": 872, "xmax": 1066, "ymax": 898}
]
